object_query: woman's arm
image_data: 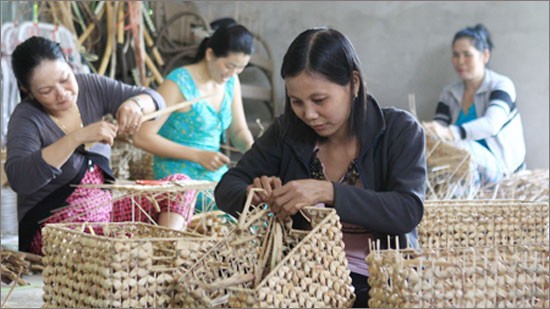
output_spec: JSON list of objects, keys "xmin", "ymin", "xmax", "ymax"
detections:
[
  {"xmin": 132, "ymin": 80, "xmax": 230, "ymax": 171},
  {"xmin": 227, "ymin": 77, "xmax": 254, "ymax": 152},
  {"xmin": 215, "ymin": 119, "xmax": 283, "ymax": 217},
  {"xmin": 458, "ymin": 80, "xmax": 516, "ymax": 141},
  {"xmin": 334, "ymin": 111, "xmax": 426, "ymax": 235},
  {"xmin": 133, "ymin": 80, "xmax": 200, "ymax": 161},
  {"xmin": 42, "ymin": 121, "xmax": 118, "ymax": 168}
]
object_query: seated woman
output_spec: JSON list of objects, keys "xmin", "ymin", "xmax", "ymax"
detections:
[
  {"xmin": 5, "ymin": 36, "xmax": 195, "ymax": 255},
  {"xmin": 214, "ymin": 27, "xmax": 426, "ymax": 307},
  {"xmin": 134, "ymin": 22, "xmax": 255, "ymax": 211},
  {"xmin": 424, "ymin": 23, "xmax": 526, "ymax": 185}
]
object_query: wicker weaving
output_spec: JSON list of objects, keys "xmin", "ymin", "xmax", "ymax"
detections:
[
  {"xmin": 173, "ymin": 190, "xmax": 355, "ymax": 308},
  {"xmin": 419, "ymin": 200, "xmax": 549, "ymax": 248},
  {"xmin": 41, "ymin": 222, "xmax": 216, "ymax": 308},
  {"xmin": 366, "ymin": 244, "xmax": 549, "ymax": 308}
]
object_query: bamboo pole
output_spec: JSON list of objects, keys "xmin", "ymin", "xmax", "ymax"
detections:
[
  {"xmin": 77, "ymin": 5, "xmax": 105, "ymax": 45},
  {"xmin": 97, "ymin": 1, "xmax": 114, "ymax": 75}
]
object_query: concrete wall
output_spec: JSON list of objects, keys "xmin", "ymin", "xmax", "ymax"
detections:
[{"xmin": 192, "ymin": 1, "xmax": 549, "ymax": 169}]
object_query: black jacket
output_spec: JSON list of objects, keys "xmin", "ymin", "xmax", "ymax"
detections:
[{"xmin": 215, "ymin": 96, "xmax": 426, "ymax": 249}]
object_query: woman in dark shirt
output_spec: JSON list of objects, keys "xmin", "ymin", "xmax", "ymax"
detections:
[{"xmin": 215, "ymin": 27, "xmax": 426, "ymax": 307}]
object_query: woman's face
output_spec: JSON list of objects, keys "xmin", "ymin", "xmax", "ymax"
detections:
[
  {"xmin": 285, "ymin": 70, "xmax": 357, "ymax": 139},
  {"xmin": 451, "ymin": 38, "xmax": 489, "ymax": 82},
  {"xmin": 206, "ymin": 49, "xmax": 250, "ymax": 84},
  {"xmin": 27, "ymin": 59, "xmax": 78, "ymax": 113}
]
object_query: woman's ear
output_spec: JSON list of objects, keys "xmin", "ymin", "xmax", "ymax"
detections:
[
  {"xmin": 205, "ymin": 48, "xmax": 214, "ymax": 62},
  {"xmin": 482, "ymin": 49, "xmax": 491, "ymax": 65},
  {"xmin": 352, "ymin": 71, "xmax": 361, "ymax": 97},
  {"xmin": 20, "ymin": 86, "xmax": 30, "ymax": 96}
]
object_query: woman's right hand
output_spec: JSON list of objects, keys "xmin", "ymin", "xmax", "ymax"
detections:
[
  {"xmin": 74, "ymin": 120, "xmax": 119, "ymax": 146},
  {"xmin": 246, "ymin": 176, "xmax": 282, "ymax": 205},
  {"xmin": 197, "ymin": 150, "xmax": 230, "ymax": 171}
]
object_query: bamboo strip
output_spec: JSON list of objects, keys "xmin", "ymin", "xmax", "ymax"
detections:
[{"xmin": 142, "ymin": 96, "xmax": 212, "ymax": 121}]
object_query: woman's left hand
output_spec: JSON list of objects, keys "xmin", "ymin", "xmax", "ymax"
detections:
[
  {"xmin": 116, "ymin": 100, "xmax": 144, "ymax": 136},
  {"xmin": 269, "ymin": 179, "xmax": 333, "ymax": 220}
]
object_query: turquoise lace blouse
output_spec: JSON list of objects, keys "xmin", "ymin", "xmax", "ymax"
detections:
[{"xmin": 152, "ymin": 67, "xmax": 235, "ymax": 181}]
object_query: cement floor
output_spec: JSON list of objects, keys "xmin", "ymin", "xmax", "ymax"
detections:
[{"xmin": 1, "ymin": 273, "xmax": 44, "ymax": 308}]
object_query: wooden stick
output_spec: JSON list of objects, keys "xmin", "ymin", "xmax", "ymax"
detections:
[
  {"xmin": 143, "ymin": 26, "xmax": 165, "ymax": 66},
  {"xmin": 1, "ymin": 270, "xmax": 21, "ymax": 307},
  {"xmin": 220, "ymin": 144, "xmax": 239, "ymax": 153},
  {"xmin": 144, "ymin": 53, "xmax": 163, "ymax": 85},
  {"xmin": 78, "ymin": 6, "xmax": 105, "ymax": 45},
  {"xmin": 97, "ymin": 1, "xmax": 114, "ymax": 75},
  {"xmin": 116, "ymin": 1, "xmax": 124, "ymax": 44},
  {"xmin": 202, "ymin": 273, "xmax": 255, "ymax": 291},
  {"xmin": 143, "ymin": 96, "xmax": 212, "ymax": 121}
]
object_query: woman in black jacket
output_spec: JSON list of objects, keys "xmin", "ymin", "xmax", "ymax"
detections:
[{"xmin": 214, "ymin": 27, "xmax": 426, "ymax": 307}]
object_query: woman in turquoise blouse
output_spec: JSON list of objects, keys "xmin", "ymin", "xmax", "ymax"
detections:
[{"xmin": 134, "ymin": 22, "xmax": 255, "ymax": 211}]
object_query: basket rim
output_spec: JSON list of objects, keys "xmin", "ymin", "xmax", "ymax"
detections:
[{"xmin": 42, "ymin": 221, "xmax": 213, "ymax": 242}]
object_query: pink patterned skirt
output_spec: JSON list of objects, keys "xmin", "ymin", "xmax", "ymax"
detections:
[{"xmin": 29, "ymin": 165, "xmax": 196, "ymax": 255}]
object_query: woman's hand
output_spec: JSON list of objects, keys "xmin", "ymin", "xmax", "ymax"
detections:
[
  {"xmin": 116, "ymin": 100, "xmax": 144, "ymax": 136},
  {"xmin": 269, "ymin": 179, "xmax": 333, "ymax": 220},
  {"xmin": 423, "ymin": 121, "xmax": 455, "ymax": 142},
  {"xmin": 197, "ymin": 150, "xmax": 230, "ymax": 171},
  {"xmin": 246, "ymin": 176, "xmax": 282, "ymax": 205},
  {"xmin": 74, "ymin": 120, "xmax": 119, "ymax": 146}
]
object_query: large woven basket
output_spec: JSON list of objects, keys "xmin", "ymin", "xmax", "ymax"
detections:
[
  {"xmin": 41, "ymin": 222, "xmax": 216, "ymax": 308},
  {"xmin": 173, "ymin": 203, "xmax": 355, "ymax": 308},
  {"xmin": 425, "ymin": 135, "xmax": 477, "ymax": 200},
  {"xmin": 419, "ymin": 200, "xmax": 549, "ymax": 248},
  {"xmin": 366, "ymin": 244, "xmax": 549, "ymax": 308}
]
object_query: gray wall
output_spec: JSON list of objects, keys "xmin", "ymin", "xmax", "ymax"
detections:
[{"xmin": 195, "ymin": 1, "xmax": 549, "ymax": 168}]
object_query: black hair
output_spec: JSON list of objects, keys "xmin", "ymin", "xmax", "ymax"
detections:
[
  {"xmin": 11, "ymin": 36, "xmax": 68, "ymax": 100},
  {"xmin": 280, "ymin": 27, "xmax": 367, "ymax": 139},
  {"xmin": 453, "ymin": 23, "xmax": 493, "ymax": 52},
  {"xmin": 193, "ymin": 23, "xmax": 254, "ymax": 63}
]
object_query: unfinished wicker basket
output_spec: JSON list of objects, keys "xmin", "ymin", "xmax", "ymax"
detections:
[
  {"xmin": 74, "ymin": 179, "xmax": 221, "ymax": 229},
  {"xmin": 366, "ymin": 244, "xmax": 549, "ymax": 308},
  {"xmin": 41, "ymin": 222, "xmax": 216, "ymax": 308},
  {"xmin": 172, "ymin": 195, "xmax": 355, "ymax": 308},
  {"xmin": 419, "ymin": 200, "xmax": 549, "ymax": 248},
  {"xmin": 425, "ymin": 134, "xmax": 478, "ymax": 200}
]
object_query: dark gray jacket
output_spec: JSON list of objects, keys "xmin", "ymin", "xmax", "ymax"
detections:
[
  {"xmin": 5, "ymin": 73, "xmax": 165, "ymax": 221},
  {"xmin": 215, "ymin": 96, "xmax": 426, "ymax": 249}
]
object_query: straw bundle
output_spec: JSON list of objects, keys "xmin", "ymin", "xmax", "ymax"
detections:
[
  {"xmin": 41, "ymin": 222, "xmax": 216, "ymax": 308},
  {"xmin": 0, "ymin": 248, "xmax": 43, "ymax": 286},
  {"xmin": 110, "ymin": 138, "xmax": 154, "ymax": 181},
  {"xmin": 110, "ymin": 138, "xmax": 134, "ymax": 180},
  {"xmin": 366, "ymin": 244, "xmax": 549, "ymax": 308},
  {"xmin": 425, "ymin": 135, "xmax": 478, "ymax": 200},
  {"xmin": 419, "ymin": 200, "xmax": 549, "ymax": 248},
  {"xmin": 173, "ymin": 195, "xmax": 355, "ymax": 308},
  {"xmin": 476, "ymin": 169, "xmax": 549, "ymax": 202}
]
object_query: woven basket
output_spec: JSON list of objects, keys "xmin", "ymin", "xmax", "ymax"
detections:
[
  {"xmin": 173, "ymin": 201, "xmax": 355, "ymax": 308},
  {"xmin": 366, "ymin": 244, "xmax": 549, "ymax": 308},
  {"xmin": 419, "ymin": 200, "xmax": 549, "ymax": 248},
  {"xmin": 41, "ymin": 222, "xmax": 216, "ymax": 308},
  {"xmin": 425, "ymin": 135, "xmax": 477, "ymax": 200}
]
